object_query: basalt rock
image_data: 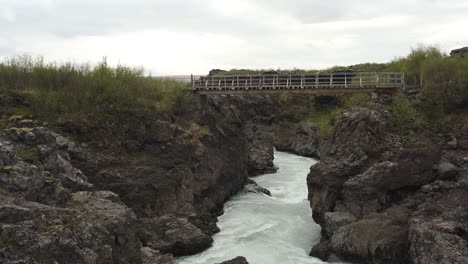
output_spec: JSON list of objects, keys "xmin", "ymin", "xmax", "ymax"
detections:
[
  {"xmin": 137, "ymin": 215, "xmax": 213, "ymax": 256},
  {"xmin": 245, "ymin": 179, "xmax": 271, "ymax": 196},
  {"xmin": 245, "ymin": 124, "xmax": 277, "ymax": 176},
  {"xmin": 273, "ymin": 121, "xmax": 320, "ymax": 158},
  {"xmin": 307, "ymin": 107, "xmax": 468, "ymax": 263},
  {"xmin": 409, "ymin": 189, "xmax": 468, "ymax": 264},
  {"xmin": 0, "ymin": 92, "xmax": 253, "ymax": 263},
  {"xmin": 218, "ymin": 256, "xmax": 249, "ymax": 264}
]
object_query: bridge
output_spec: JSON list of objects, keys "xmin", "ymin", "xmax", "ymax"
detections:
[{"xmin": 188, "ymin": 72, "xmax": 405, "ymax": 95}]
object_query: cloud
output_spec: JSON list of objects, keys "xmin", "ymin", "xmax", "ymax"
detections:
[{"xmin": 1, "ymin": 0, "xmax": 467, "ymax": 74}]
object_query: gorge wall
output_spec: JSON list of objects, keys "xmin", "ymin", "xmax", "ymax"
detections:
[
  {"xmin": 307, "ymin": 107, "xmax": 468, "ymax": 264},
  {"xmin": 0, "ymin": 92, "xmax": 260, "ymax": 264}
]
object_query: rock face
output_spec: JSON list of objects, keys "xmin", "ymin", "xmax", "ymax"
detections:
[
  {"xmin": 273, "ymin": 121, "xmax": 320, "ymax": 158},
  {"xmin": 245, "ymin": 124, "xmax": 277, "ymax": 176},
  {"xmin": 450, "ymin": 47, "xmax": 468, "ymax": 57},
  {"xmin": 307, "ymin": 107, "xmax": 468, "ymax": 264},
  {"xmin": 0, "ymin": 127, "xmax": 141, "ymax": 264},
  {"xmin": 211, "ymin": 95, "xmax": 278, "ymax": 176},
  {"xmin": 0, "ymin": 94, "xmax": 252, "ymax": 263}
]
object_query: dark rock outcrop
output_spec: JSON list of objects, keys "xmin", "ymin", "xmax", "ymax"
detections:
[
  {"xmin": 0, "ymin": 128, "xmax": 142, "ymax": 264},
  {"xmin": 244, "ymin": 179, "xmax": 271, "ymax": 196},
  {"xmin": 273, "ymin": 121, "xmax": 320, "ymax": 158},
  {"xmin": 450, "ymin": 47, "xmax": 468, "ymax": 57},
  {"xmin": 307, "ymin": 107, "xmax": 468, "ymax": 263},
  {"xmin": 245, "ymin": 124, "xmax": 277, "ymax": 176},
  {"xmin": 0, "ymin": 95, "xmax": 253, "ymax": 263},
  {"xmin": 218, "ymin": 256, "xmax": 249, "ymax": 264},
  {"xmin": 409, "ymin": 189, "xmax": 468, "ymax": 264}
]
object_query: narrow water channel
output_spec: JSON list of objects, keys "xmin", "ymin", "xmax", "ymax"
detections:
[{"xmin": 178, "ymin": 151, "xmax": 333, "ymax": 264}]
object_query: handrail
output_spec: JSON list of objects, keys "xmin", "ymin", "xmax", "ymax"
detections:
[{"xmin": 190, "ymin": 72, "xmax": 405, "ymax": 92}]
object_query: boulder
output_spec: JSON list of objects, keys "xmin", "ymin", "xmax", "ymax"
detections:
[
  {"xmin": 137, "ymin": 215, "xmax": 213, "ymax": 256},
  {"xmin": 244, "ymin": 179, "xmax": 271, "ymax": 196},
  {"xmin": 273, "ymin": 121, "xmax": 320, "ymax": 158},
  {"xmin": 218, "ymin": 256, "xmax": 249, "ymax": 264},
  {"xmin": 437, "ymin": 161, "xmax": 459, "ymax": 179},
  {"xmin": 140, "ymin": 247, "xmax": 175, "ymax": 264},
  {"xmin": 330, "ymin": 206, "xmax": 410, "ymax": 264}
]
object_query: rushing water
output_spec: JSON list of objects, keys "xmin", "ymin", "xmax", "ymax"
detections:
[{"xmin": 178, "ymin": 151, "xmax": 333, "ymax": 264}]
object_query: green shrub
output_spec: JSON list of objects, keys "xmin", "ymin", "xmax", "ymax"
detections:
[
  {"xmin": 388, "ymin": 94, "xmax": 425, "ymax": 134},
  {"xmin": 0, "ymin": 56, "xmax": 194, "ymax": 122}
]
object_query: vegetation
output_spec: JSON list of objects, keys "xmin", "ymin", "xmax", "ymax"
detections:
[
  {"xmin": 0, "ymin": 55, "xmax": 194, "ymax": 123},
  {"xmin": 388, "ymin": 94, "xmax": 425, "ymax": 134},
  {"xmin": 212, "ymin": 63, "xmax": 386, "ymax": 76},
  {"xmin": 386, "ymin": 45, "xmax": 468, "ymax": 133},
  {"xmin": 386, "ymin": 45, "xmax": 468, "ymax": 113}
]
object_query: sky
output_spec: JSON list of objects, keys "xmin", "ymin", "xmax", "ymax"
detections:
[{"xmin": 1, "ymin": 0, "xmax": 467, "ymax": 75}]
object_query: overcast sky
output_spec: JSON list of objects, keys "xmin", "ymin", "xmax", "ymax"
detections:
[{"xmin": 1, "ymin": 0, "xmax": 467, "ymax": 75}]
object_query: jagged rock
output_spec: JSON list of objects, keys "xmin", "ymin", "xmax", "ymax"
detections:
[
  {"xmin": 306, "ymin": 107, "xmax": 468, "ymax": 263},
  {"xmin": 409, "ymin": 189, "xmax": 468, "ymax": 264},
  {"xmin": 273, "ymin": 121, "xmax": 320, "ymax": 158},
  {"xmin": 0, "ymin": 127, "xmax": 92, "ymax": 207},
  {"xmin": 0, "ymin": 190, "xmax": 142, "ymax": 264},
  {"xmin": 323, "ymin": 211, "xmax": 356, "ymax": 236},
  {"xmin": 245, "ymin": 125, "xmax": 277, "ymax": 176},
  {"xmin": 244, "ymin": 179, "xmax": 271, "ymax": 196},
  {"xmin": 341, "ymin": 147, "xmax": 440, "ymax": 217},
  {"xmin": 137, "ymin": 215, "xmax": 213, "ymax": 256},
  {"xmin": 140, "ymin": 247, "xmax": 175, "ymax": 264},
  {"xmin": 218, "ymin": 256, "xmax": 249, "ymax": 264},
  {"xmin": 437, "ymin": 161, "xmax": 459, "ymax": 179},
  {"xmin": 330, "ymin": 206, "xmax": 410, "ymax": 264},
  {"xmin": 309, "ymin": 240, "xmax": 331, "ymax": 261}
]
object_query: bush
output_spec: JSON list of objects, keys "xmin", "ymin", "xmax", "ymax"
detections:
[
  {"xmin": 421, "ymin": 55, "xmax": 468, "ymax": 112},
  {"xmin": 386, "ymin": 45, "xmax": 468, "ymax": 113},
  {"xmin": 388, "ymin": 94, "xmax": 425, "ymax": 134},
  {"xmin": 0, "ymin": 56, "xmax": 194, "ymax": 122}
]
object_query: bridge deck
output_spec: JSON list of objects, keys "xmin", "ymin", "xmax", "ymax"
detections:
[{"xmin": 188, "ymin": 72, "xmax": 404, "ymax": 95}]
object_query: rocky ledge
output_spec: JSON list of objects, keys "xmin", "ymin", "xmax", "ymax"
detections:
[
  {"xmin": 308, "ymin": 107, "xmax": 468, "ymax": 263},
  {"xmin": 0, "ymin": 89, "xmax": 254, "ymax": 264}
]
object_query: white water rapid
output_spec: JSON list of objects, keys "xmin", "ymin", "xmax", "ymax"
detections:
[{"xmin": 178, "ymin": 151, "xmax": 337, "ymax": 264}]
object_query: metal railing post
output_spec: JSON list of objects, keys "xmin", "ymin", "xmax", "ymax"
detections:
[
  {"xmin": 344, "ymin": 72, "xmax": 347, "ymax": 88},
  {"xmin": 359, "ymin": 73, "xmax": 362, "ymax": 88},
  {"xmin": 330, "ymin": 73, "xmax": 333, "ymax": 88},
  {"xmin": 316, "ymin": 73, "xmax": 319, "ymax": 88}
]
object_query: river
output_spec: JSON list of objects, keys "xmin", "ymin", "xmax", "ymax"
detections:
[{"xmin": 178, "ymin": 151, "xmax": 334, "ymax": 264}]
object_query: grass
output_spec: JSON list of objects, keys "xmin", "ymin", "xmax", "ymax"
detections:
[{"xmin": 0, "ymin": 55, "xmax": 194, "ymax": 124}]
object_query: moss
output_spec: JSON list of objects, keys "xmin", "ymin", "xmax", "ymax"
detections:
[
  {"xmin": 8, "ymin": 115, "xmax": 26, "ymax": 121},
  {"xmin": 0, "ymin": 166, "xmax": 16, "ymax": 174},
  {"xmin": 0, "ymin": 226, "xmax": 20, "ymax": 249},
  {"xmin": 17, "ymin": 147, "xmax": 40, "ymax": 163}
]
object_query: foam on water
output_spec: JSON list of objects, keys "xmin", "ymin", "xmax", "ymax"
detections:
[{"xmin": 178, "ymin": 151, "xmax": 338, "ymax": 264}]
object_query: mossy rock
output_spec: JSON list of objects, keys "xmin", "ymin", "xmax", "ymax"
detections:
[
  {"xmin": 17, "ymin": 147, "xmax": 40, "ymax": 163},
  {"xmin": 0, "ymin": 166, "xmax": 16, "ymax": 174}
]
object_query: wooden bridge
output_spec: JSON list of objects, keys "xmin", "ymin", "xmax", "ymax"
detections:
[{"xmin": 188, "ymin": 72, "xmax": 405, "ymax": 95}]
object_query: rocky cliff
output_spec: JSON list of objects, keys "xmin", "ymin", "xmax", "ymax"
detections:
[
  {"xmin": 0, "ymin": 91, "xmax": 253, "ymax": 264},
  {"xmin": 308, "ymin": 107, "xmax": 468, "ymax": 263}
]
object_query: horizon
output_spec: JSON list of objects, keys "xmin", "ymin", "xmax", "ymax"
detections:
[{"xmin": 1, "ymin": 0, "xmax": 467, "ymax": 75}]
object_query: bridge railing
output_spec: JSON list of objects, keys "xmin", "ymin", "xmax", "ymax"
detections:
[{"xmin": 190, "ymin": 72, "xmax": 404, "ymax": 91}]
